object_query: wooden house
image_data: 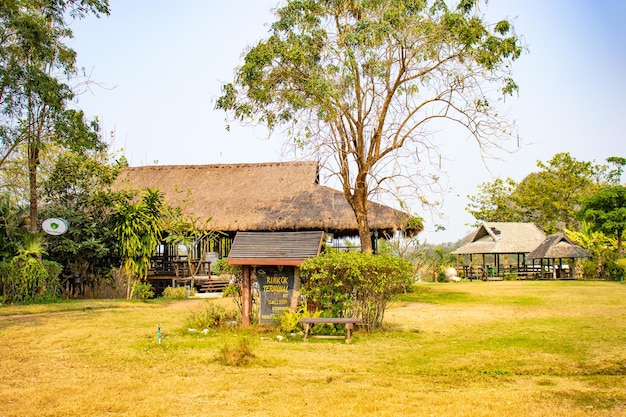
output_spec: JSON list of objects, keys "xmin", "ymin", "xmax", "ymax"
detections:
[{"xmin": 113, "ymin": 161, "xmax": 420, "ymax": 292}]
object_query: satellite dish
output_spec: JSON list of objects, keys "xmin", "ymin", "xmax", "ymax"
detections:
[{"xmin": 42, "ymin": 218, "xmax": 69, "ymax": 236}]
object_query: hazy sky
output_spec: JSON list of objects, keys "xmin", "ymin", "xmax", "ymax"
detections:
[{"xmin": 68, "ymin": 1, "xmax": 626, "ymax": 244}]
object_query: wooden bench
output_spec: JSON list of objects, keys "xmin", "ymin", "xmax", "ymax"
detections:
[{"xmin": 300, "ymin": 317, "xmax": 362, "ymax": 344}]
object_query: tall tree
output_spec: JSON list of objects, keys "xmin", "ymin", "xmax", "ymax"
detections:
[
  {"xmin": 579, "ymin": 186, "xmax": 626, "ymax": 258},
  {"xmin": 513, "ymin": 153, "xmax": 603, "ymax": 234},
  {"xmin": 217, "ymin": 0, "xmax": 522, "ymax": 252},
  {"xmin": 606, "ymin": 156, "xmax": 626, "ymax": 185},
  {"xmin": 0, "ymin": 0, "xmax": 110, "ymax": 232}
]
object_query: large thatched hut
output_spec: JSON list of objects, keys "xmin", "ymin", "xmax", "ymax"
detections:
[
  {"xmin": 114, "ymin": 161, "xmax": 418, "ymax": 240},
  {"xmin": 113, "ymin": 161, "xmax": 419, "ymax": 290}
]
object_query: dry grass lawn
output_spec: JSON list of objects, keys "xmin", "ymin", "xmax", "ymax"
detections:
[{"xmin": 1, "ymin": 281, "xmax": 625, "ymax": 417}]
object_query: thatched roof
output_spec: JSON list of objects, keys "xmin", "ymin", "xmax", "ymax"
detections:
[
  {"xmin": 527, "ymin": 233, "xmax": 592, "ymax": 260},
  {"xmin": 113, "ymin": 161, "xmax": 418, "ymax": 236},
  {"xmin": 452, "ymin": 222, "xmax": 546, "ymax": 255}
]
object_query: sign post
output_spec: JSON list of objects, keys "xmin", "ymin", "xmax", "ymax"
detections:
[{"xmin": 256, "ymin": 266, "xmax": 295, "ymax": 323}]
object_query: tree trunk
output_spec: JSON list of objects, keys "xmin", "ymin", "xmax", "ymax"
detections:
[
  {"xmin": 241, "ymin": 266, "xmax": 252, "ymax": 326},
  {"xmin": 355, "ymin": 209, "xmax": 373, "ymax": 254},
  {"xmin": 352, "ymin": 176, "xmax": 373, "ymax": 254},
  {"xmin": 28, "ymin": 144, "xmax": 39, "ymax": 233}
]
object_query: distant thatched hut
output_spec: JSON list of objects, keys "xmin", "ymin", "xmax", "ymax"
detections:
[
  {"xmin": 527, "ymin": 233, "xmax": 592, "ymax": 279},
  {"xmin": 451, "ymin": 222, "xmax": 547, "ymax": 279}
]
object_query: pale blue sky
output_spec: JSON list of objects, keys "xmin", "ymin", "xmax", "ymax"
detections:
[{"xmin": 69, "ymin": 1, "xmax": 626, "ymax": 244}]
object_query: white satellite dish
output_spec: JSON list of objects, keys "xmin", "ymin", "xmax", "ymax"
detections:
[{"xmin": 42, "ymin": 218, "xmax": 69, "ymax": 236}]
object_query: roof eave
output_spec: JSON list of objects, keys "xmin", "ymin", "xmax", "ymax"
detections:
[{"xmin": 227, "ymin": 259, "xmax": 306, "ymax": 266}]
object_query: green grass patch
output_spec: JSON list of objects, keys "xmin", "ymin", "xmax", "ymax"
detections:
[{"xmin": 395, "ymin": 283, "xmax": 543, "ymax": 306}]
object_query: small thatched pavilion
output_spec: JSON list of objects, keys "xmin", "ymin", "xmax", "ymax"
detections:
[
  {"xmin": 527, "ymin": 233, "xmax": 592, "ymax": 279},
  {"xmin": 451, "ymin": 222, "xmax": 547, "ymax": 279}
]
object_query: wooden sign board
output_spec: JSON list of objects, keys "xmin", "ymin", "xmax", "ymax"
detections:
[{"xmin": 256, "ymin": 266, "xmax": 295, "ymax": 323}]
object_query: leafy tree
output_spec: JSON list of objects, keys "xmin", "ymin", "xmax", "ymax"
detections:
[
  {"xmin": 112, "ymin": 188, "xmax": 164, "ymax": 299},
  {"xmin": 40, "ymin": 149, "xmax": 127, "ymax": 290},
  {"xmin": 579, "ymin": 185, "xmax": 626, "ymax": 258},
  {"xmin": 467, "ymin": 153, "xmax": 605, "ymax": 233},
  {"xmin": 606, "ymin": 156, "xmax": 626, "ymax": 185},
  {"xmin": 0, "ymin": 233, "xmax": 62, "ymax": 303},
  {"xmin": 217, "ymin": 0, "xmax": 522, "ymax": 252},
  {"xmin": 0, "ymin": 0, "xmax": 110, "ymax": 232},
  {"xmin": 466, "ymin": 177, "xmax": 520, "ymax": 226},
  {"xmin": 513, "ymin": 153, "xmax": 603, "ymax": 233}
]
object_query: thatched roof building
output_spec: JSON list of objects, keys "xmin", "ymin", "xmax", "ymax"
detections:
[
  {"xmin": 452, "ymin": 222, "xmax": 546, "ymax": 256},
  {"xmin": 451, "ymin": 222, "xmax": 548, "ymax": 279},
  {"xmin": 113, "ymin": 161, "xmax": 419, "ymax": 237},
  {"xmin": 527, "ymin": 233, "xmax": 592, "ymax": 260}
]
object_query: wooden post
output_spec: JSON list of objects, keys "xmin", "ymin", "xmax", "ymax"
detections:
[
  {"xmin": 241, "ymin": 265, "xmax": 252, "ymax": 326},
  {"xmin": 290, "ymin": 267, "xmax": 302, "ymax": 310}
]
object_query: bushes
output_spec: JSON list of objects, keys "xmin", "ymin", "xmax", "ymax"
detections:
[
  {"xmin": 300, "ymin": 252, "xmax": 412, "ymax": 330},
  {"xmin": 132, "ymin": 281, "xmax": 155, "ymax": 299},
  {"xmin": 161, "ymin": 286, "xmax": 188, "ymax": 299},
  {"xmin": 0, "ymin": 259, "xmax": 62, "ymax": 304},
  {"xmin": 187, "ymin": 301, "xmax": 238, "ymax": 329},
  {"xmin": 580, "ymin": 258, "xmax": 625, "ymax": 281}
]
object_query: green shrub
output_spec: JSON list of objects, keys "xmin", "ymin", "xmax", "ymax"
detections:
[
  {"xmin": 605, "ymin": 260, "xmax": 625, "ymax": 281},
  {"xmin": 581, "ymin": 259, "xmax": 598, "ymax": 280},
  {"xmin": 132, "ymin": 282, "xmax": 154, "ymax": 299},
  {"xmin": 161, "ymin": 286, "xmax": 188, "ymax": 299},
  {"xmin": 0, "ymin": 258, "xmax": 62, "ymax": 304},
  {"xmin": 187, "ymin": 301, "xmax": 238, "ymax": 329},
  {"xmin": 300, "ymin": 251, "xmax": 412, "ymax": 330},
  {"xmin": 215, "ymin": 338, "xmax": 255, "ymax": 366},
  {"xmin": 274, "ymin": 304, "xmax": 321, "ymax": 333},
  {"xmin": 436, "ymin": 270, "xmax": 447, "ymax": 282}
]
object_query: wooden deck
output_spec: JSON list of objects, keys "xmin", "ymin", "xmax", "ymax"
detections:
[
  {"xmin": 458, "ymin": 264, "xmax": 574, "ymax": 281},
  {"xmin": 148, "ymin": 258, "xmax": 231, "ymax": 295}
]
